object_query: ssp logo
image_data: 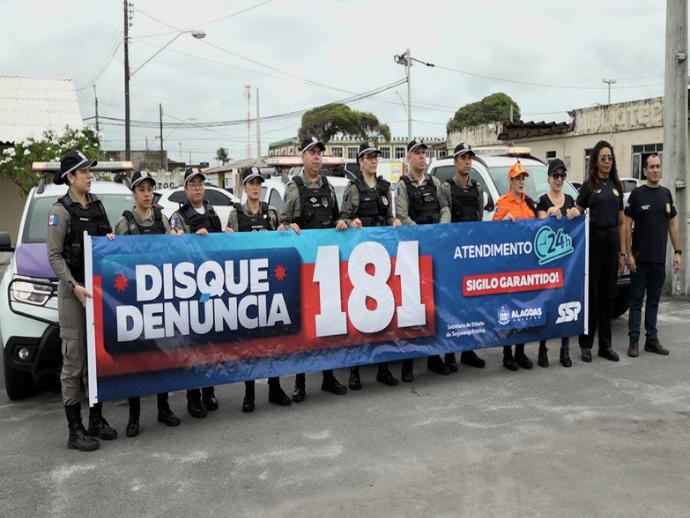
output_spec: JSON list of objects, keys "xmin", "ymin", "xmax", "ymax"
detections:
[{"xmin": 555, "ymin": 301, "xmax": 581, "ymax": 324}]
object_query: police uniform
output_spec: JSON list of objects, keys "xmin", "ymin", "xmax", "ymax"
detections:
[
  {"xmin": 230, "ymin": 167, "xmax": 293, "ymax": 412},
  {"xmin": 394, "ymin": 138, "xmax": 451, "ymax": 382},
  {"xmin": 279, "ymin": 137, "xmax": 347, "ymax": 402},
  {"xmin": 114, "ymin": 171, "xmax": 181, "ymax": 437},
  {"xmin": 169, "ymin": 169, "xmax": 222, "ymax": 418},
  {"xmin": 576, "ymin": 156, "xmax": 624, "ymax": 363},
  {"xmin": 436, "ymin": 143, "xmax": 487, "ymax": 373},
  {"xmin": 340, "ymin": 142, "xmax": 399, "ymax": 390},
  {"xmin": 46, "ymin": 151, "xmax": 117, "ymax": 451}
]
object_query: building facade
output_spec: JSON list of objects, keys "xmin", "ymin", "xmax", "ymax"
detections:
[{"xmin": 268, "ymin": 136, "xmax": 447, "ymax": 160}]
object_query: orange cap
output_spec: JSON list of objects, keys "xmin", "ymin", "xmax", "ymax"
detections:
[{"xmin": 508, "ymin": 161, "xmax": 529, "ymax": 179}]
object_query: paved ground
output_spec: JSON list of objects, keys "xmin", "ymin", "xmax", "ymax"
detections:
[{"xmin": 1, "ymin": 299, "xmax": 689, "ymax": 518}]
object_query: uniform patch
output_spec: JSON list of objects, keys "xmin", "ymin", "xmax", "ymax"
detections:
[
  {"xmin": 48, "ymin": 214, "xmax": 58, "ymax": 226},
  {"xmin": 613, "ymin": 189, "xmax": 619, "ymax": 197},
  {"xmin": 666, "ymin": 203, "xmax": 671, "ymax": 214}
]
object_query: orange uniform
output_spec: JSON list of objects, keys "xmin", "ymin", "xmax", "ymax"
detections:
[{"xmin": 492, "ymin": 190, "xmax": 535, "ymax": 221}]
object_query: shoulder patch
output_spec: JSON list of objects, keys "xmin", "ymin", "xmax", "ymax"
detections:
[{"xmin": 48, "ymin": 214, "xmax": 58, "ymax": 226}]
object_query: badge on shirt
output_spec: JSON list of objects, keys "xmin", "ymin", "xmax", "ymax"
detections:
[
  {"xmin": 666, "ymin": 203, "xmax": 671, "ymax": 214},
  {"xmin": 381, "ymin": 196, "xmax": 389, "ymax": 207},
  {"xmin": 170, "ymin": 216, "xmax": 181, "ymax": 229},
  {"xmin": 48, "ymin": 214, "xmax": 58, "ymax": 226},
  {"xmin": 613, "ymin": 189, "xmax": 619, "ymax": 197}
]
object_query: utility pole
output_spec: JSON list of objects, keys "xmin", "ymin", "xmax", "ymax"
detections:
[
  {"xmin": 244, "ymin": 84, "xmax": 252, "ymax": 159},
  {"xmin": 603, "ymin": 79, "xmax": 616, "ymax": 104},
  {"xmin": 123, "ymin": 0, "xmax": 132, "ymax": 160},
  {"xmin": 256, "ymin": 88, "xmax": 261, "ymax": 160},
  {"xmin": 93, "ymin": 85, "xmax": 99, "ymax": 133},
  {"xmin": 663, "ymin": 0, "xmax": 688, "ymax": 295},
  {"xmin": 159, "ymin": 103, "xmax": 164, "ymax": 170},
  {"xmin": 394, "ymin": 49, "xmax": 413, "ymax": 139}
]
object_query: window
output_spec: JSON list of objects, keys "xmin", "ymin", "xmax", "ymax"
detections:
[
  {"xmin": 380, "ymin": 146, "xmax": 391, "ymax": 159},
  {"xmin": 584, "ymin": 148, "xmax": 593, "ymax": 177},
  {"xmin": 546, "ymin": 150, "xmax": 557, "ymax": 163},
  {"xmin": 631, "ymin": 143, "xmax": 663, "ymax": 179},
  {"xmin": 347, "ymin": 147, "xmax": 358, "ymax": 159},
  {"xmin": 204, "ymin": 189, "xmax": 232, "ymax": 206},
  {"xmin": 394, "ymin": 146, "xmax": 405, "ymax": 159},
  {"xmin": 437, "ymin": 149, "xmax": 448, "ymax": 159},
  {"xmin": 169, "ymin": 191, "xmax": 187, "ymax": 204},
  {"xmin": 331, "ymin": 146, "xmax": 343, "ymax": 158},
  {"xmin": 269, "ymin": 188, "xmax": 283, "ymax": 211}
]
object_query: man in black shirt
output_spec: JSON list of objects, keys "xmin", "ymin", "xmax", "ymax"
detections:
[{"xmin": 624, "ymin": 154, "xmax": 681, "ymax": 357}]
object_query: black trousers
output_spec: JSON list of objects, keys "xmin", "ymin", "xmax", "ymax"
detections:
[{"xmin": 579, "ymin": 227, "xmax": 619, "ymax": 351}]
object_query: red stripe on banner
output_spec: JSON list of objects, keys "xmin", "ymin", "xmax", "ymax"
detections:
[
  {"xmin": 94, "ymin": 256, "xmax": 436, "ymax": 376},
  {"xmin": 462, "ymin": 267, "xmax": 563, "ymax": 297}
]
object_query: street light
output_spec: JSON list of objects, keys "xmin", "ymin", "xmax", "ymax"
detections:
[{"xmin": 123, "ymin": 12, "xmax": 206, "ymax": 160}]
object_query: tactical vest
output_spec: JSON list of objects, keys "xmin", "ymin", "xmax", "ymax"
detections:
[
  {"xmin": 352, "ymin": 176, "xmax": 390, "ymax": 227},
  {"xmin": 293, "ymin": 175, "xmax": 336, "ymax": 229},
  {"xmin": 122, "ymin": 206, "xmax": 166, "ymax": 235},
  {"xmin": 400, "ymin": 175, "xmax": 440, "ymax": 225},
  {"xmin": 178, "ymin": 200, "xmax": 222, "ymax": 233},
  {"xmin": 234, "ymin": 202, "xmax": 275, "ymax": 232},
  {"xmin": 58, "ymin": 194, "xmax": 112, "ymax": 283},
  {"xmin": 446, "ymin": 178, "xmax": 480, "ymax": 222}
]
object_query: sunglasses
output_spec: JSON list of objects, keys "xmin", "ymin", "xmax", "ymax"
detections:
[{"xmin": 551, "ymin": 173, "xmax": 567, "ymax": 179}]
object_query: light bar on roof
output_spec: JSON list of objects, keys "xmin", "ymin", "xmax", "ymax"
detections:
[
  {"xmin": 32, "ymin": 161, "xmax": 134, "ymax": 173},
  {"xmin": 472, "ymin": 146, "xmax": 533, "ymax": 156}
]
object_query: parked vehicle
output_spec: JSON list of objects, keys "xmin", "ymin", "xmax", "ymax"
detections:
[
  {"xmin": 0, "ymin": 161, "xmax": 134, "ymax": 399},
  {"xmin": 428, "ymin": 147, "xmax": 630, "ymax": 318}
]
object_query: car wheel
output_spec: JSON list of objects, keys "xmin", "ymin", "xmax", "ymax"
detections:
[
  {"xmin": 3, "ymin": 358, "xmax": 33, "ymax": 400},
  {"xmin": 613, "ymin": 286, "xmax": 630, "ymax": 318}
]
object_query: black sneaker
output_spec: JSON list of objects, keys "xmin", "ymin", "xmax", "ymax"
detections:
[
  {"xmin": 581, "ymin": 348, "xmax": 592, "ymax": 363},
  {"xmin": 598, "ymin": 348, "xmax": 619, "ymax": 362}
]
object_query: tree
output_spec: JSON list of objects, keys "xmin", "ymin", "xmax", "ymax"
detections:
[
  {"xmin": 0, "ymin": 126, "xmax": 100, "ymax": 197},
  {"xmin": 446, "ymin": 93, "xmax": 521, "ymax": 133},
  {"xmin": 215, "ymin": 147, "xmax": 230, "ymax": 165},
  {"xmin": 298, "ymin": 104, "xmax": 391, "ymax": 143}
]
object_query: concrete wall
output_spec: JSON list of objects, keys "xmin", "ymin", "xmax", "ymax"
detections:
[
  {"xmin": 0, "ymin": 176, "xmax": 27, "ymax": 244},
  {"xmin": 447, "ymin": 123, "xmax": 502, "ymax": 150}
]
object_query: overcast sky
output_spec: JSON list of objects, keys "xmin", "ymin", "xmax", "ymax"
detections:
[{"xmin": 2, "ymin": 0, "xmax": 675, "ymax": 164}]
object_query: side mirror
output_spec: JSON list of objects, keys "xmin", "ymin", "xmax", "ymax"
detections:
[
  {"xmin": 483, "ymin": 191, "xmax": 494, "ymax": 212},
  {"xmin": 0, "ymin": 231, "xmax": 14, "ymax": 252}
]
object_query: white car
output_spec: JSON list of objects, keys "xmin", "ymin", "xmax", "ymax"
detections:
[
  {"xmin": 619, "ymin": 177, "xmax": 642, "ymax": 205},
  {"xmin": 155, "ymin": 185, "xmax": 240, "ymax": 227},
  {"xmin": 0, "ymin": 172, "xmax": 135, "ymax": 399}
]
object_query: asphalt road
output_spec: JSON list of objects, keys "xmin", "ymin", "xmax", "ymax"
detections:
[{"xmin": 1, "ymin": 299, "xmax": 689, "ymax": 518}]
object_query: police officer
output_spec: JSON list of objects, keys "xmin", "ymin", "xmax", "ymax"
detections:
[
  {"xmin": 226, "ymin": 167, "xmax": 293, "ymax": 412},
  {"xmin": 575, "ymin": 141, "xmax": 626, "ymax": 363},
  {"xmin": 279, "ymin": 136, "xmax": 348, "ymax": 402},
  {"xmin": 340, "ymin": 141, "xmax": 400, "ymax": 390},
  {"xmin": 394, "ymin": 138, "xmax": 451, "ymax": 382},
  {"xmin": 437, "ymin": 143, "xmax": 487, "ymax": 373},
  {"xmin": 47, "ymin": 151, "xmax": 118, "ymax": 451},
  {"xmin": 113, "ymin": 171, "xmax": 182, "ymax": 436},
  {"xmin": 170, "ymin": 168, "xmax": 223, "ymax": 417}
]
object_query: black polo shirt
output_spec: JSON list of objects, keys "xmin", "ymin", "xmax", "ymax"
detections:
[
  {"xmin": 576, "ymin": 178, "xmax": 623, "ymax": 229},
  {"xmin": 624, "ymin": 184, "xmax": 677, "ymax": 264},
  {"xmin": 537, "ymin": 193, "xmax": 575, "ymax": 217}
]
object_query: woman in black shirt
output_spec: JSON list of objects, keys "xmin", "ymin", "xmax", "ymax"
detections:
[
  {"xmin": 575, "ymin": 141, "xmax": 626, "ymax": 363},
  {"xmin": 536, "ymin": 159, "xmax": 580, "ymax": 368}
]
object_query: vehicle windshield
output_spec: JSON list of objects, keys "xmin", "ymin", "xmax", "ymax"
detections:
[
  {"xmin": 488, "ymin": 164, "xmax": 579, "ymax": 200},
  {"xmin": 22, "ymin": 193, "xmax": 136, "ymax": 244}
]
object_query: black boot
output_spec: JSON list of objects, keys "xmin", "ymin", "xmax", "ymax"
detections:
[
  {"xmin": 292, "ymin": 373, "xmax": 306, "ymax": 403},
  {"xmin": 560, "ymin": 345, "xmax": 572, "ymax": 368},
  {"xmin": 88, "ymin": 402, "xmax": 118, "ymax": 440},
  {"xmin": 65, "ymin": 403, "xmax": 99, "ymax": 451},
  {"xmin": 514, "ymin": 344, "xmax": 533, "ymax": 369},
  {"xmin": 428, "ymin": 355, "xmax": 451, "ymax": 375},
  {"xmin": 243, "ymin": 381, "xmax": 255, "ymax": 413},
  {"xmin": 503, "ymin": 346, "xmax": 518, "ymax": 371},
  {"xmin": 268, "ymin": 378, "xmax": 292, "ymax": 406},
  {"xmin": 348, "ymin": 367, "xmax": 362, "ymax": 390},
  {"xmin": 187, "ymin": 389, "xmax": 207, "ymax": 418},
  {"xmin": 460, "ymin": 350, "xmax": 486, "ymax": 368},
  {"xmin": 538, "ymin": 343, "xmax": 549, "ymax": 368},
  {"xmin": 376, "ymin": 363, "xmax": 398, "ymax": 386},
  {"xmin": 126, "ymin": 397, "xmax": 140, "ymax": 437},
  {"xmin": 321, "ymin": 370, "xmax": 347, "ymax": 395},
  {"xmin": 444, "ymin": 353, "xmax": 458, "ymax": 373},
  {"xmin": 201, "ymin": 386, "xmax": 219, "ymax": 411},
  {"xmin": 156, "ymin": 393, "xmax": 181, "ymax": 426},
  {"xmin": 401, "ymin": 359, "xmax": 414, "ymax": 382}
]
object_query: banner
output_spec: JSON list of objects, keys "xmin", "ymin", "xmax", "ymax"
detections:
[{"xmin": 85, "ymin": 217, "xmax": 587, "ymax": 403}]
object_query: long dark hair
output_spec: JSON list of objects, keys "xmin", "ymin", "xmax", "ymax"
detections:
[{"xmin": 588, "ymin": 140, "xmax": 622, "ymax": 193}]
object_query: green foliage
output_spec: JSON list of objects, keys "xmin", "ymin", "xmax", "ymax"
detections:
[
  {"xmin": 447, "ymin": 93, "xmax": 521, "ymax": 133},
  {"xmin": 0, "ymin": 126, "xmax": 100, "ymax": 197},
  {"xmin": 298, "ymin": 104, "xmax": 391, "ymax": 143},
  {"xmin": 215, "ymin": 147, "xmax": 230, "ymax": 165}
]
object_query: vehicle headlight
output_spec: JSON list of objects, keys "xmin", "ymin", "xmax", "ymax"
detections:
[{"xmin": 11, "ymin": 280, "xmax": 52, "ymax": 306}]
